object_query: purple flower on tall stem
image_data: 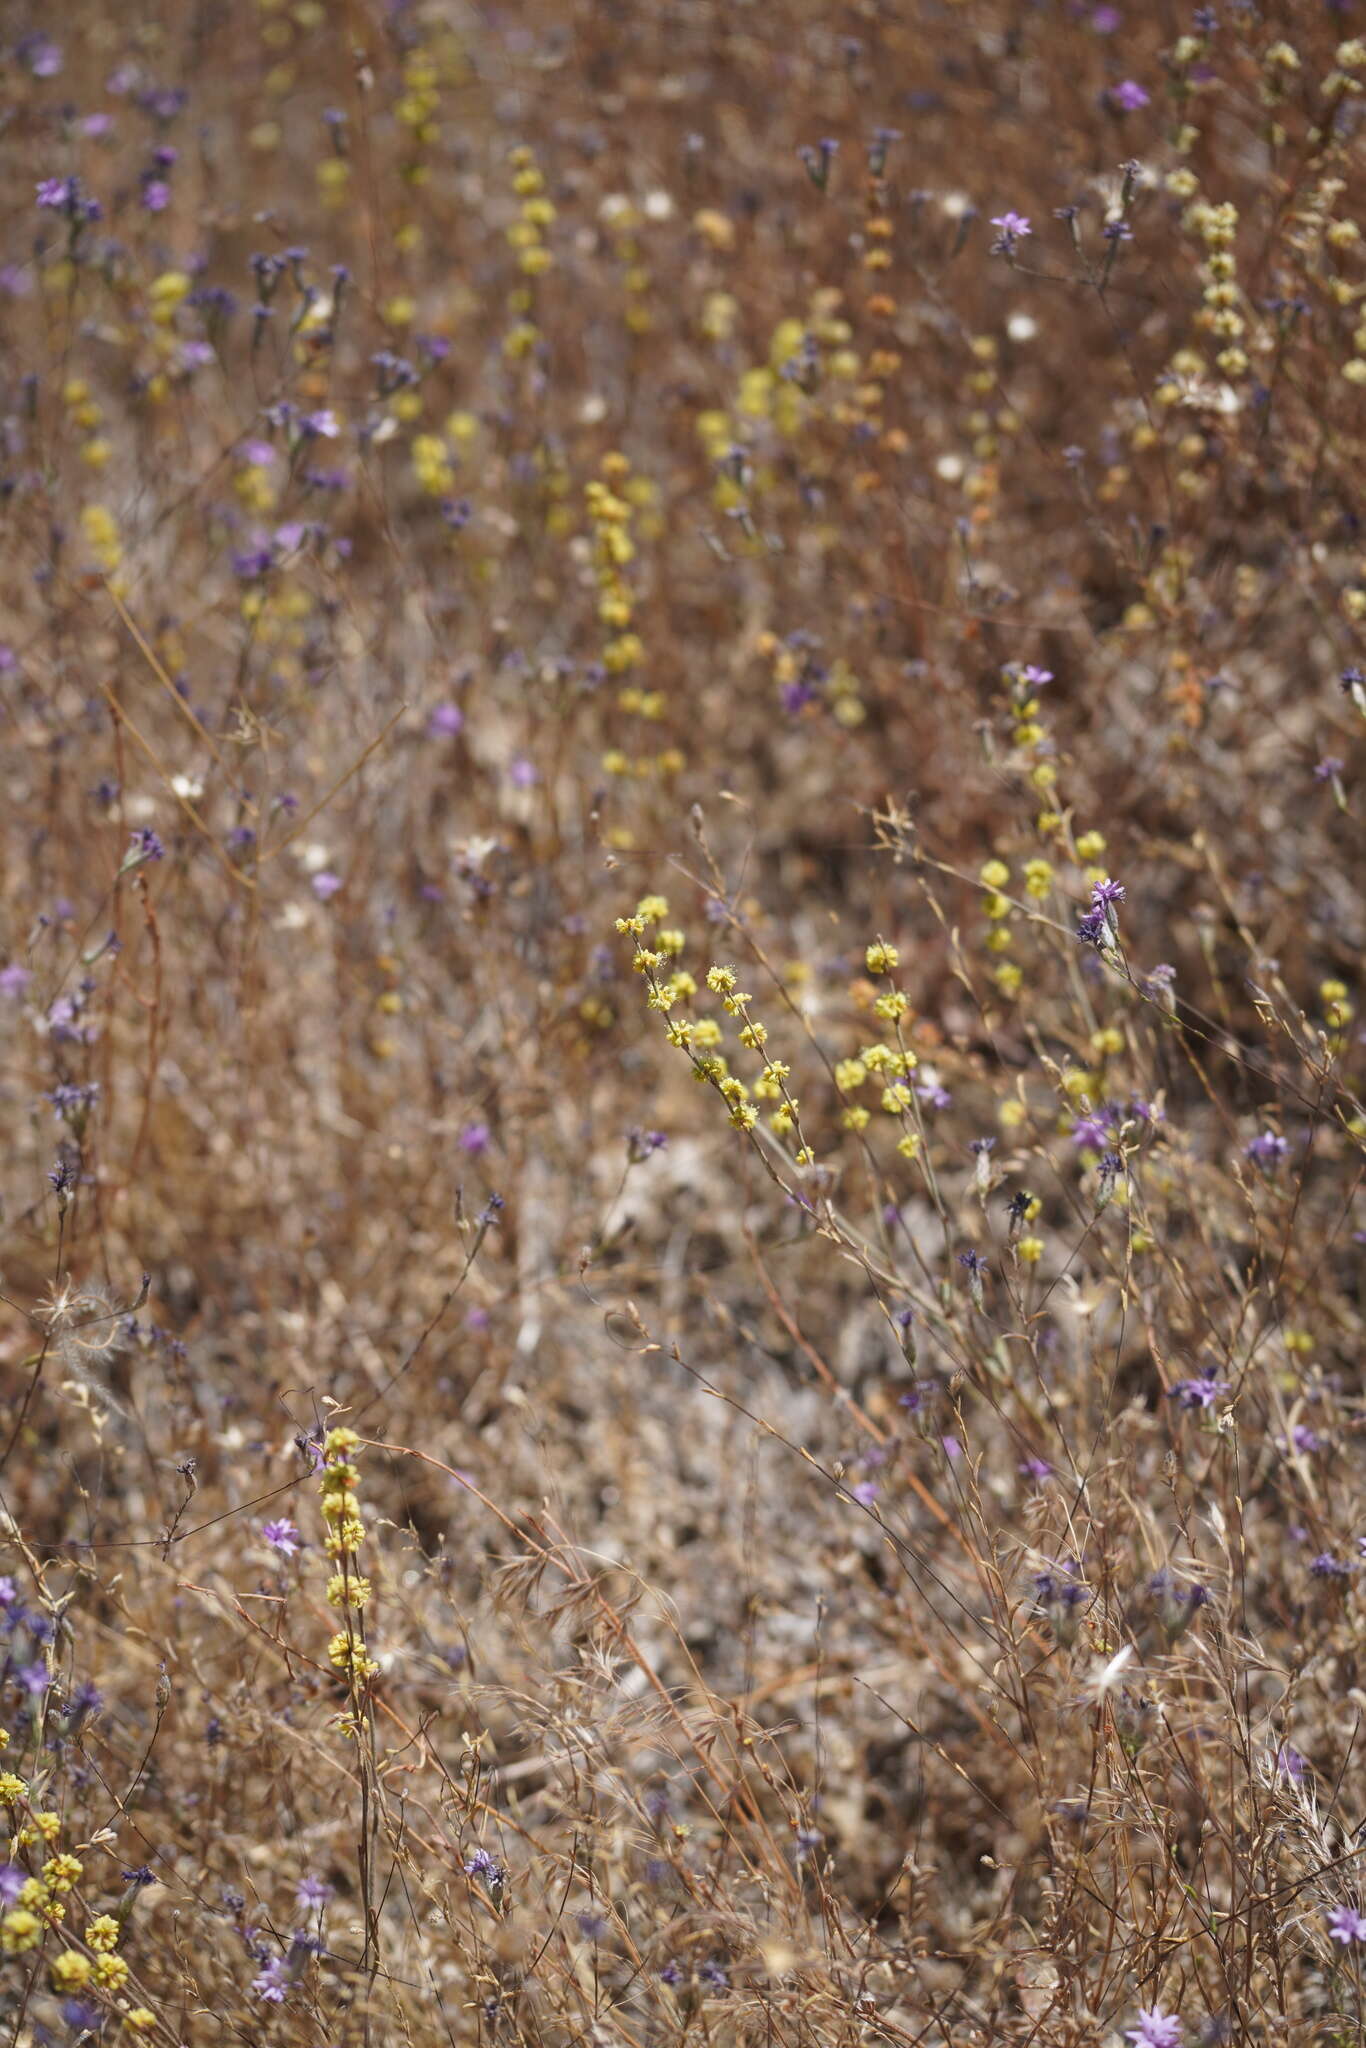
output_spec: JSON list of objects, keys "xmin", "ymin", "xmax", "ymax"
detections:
[
  {"xmin": 1245, "ymin": 1130, "xmax": 1287, "ymax": 1168},
  {"xmin": 1169, "ymin": 1370, "xmax": 1228, "ymax": 1411},
  {"xmin": 263, "ymin": 1520, "xmax": 302, "ymax": 1557},
  {"xmin": 36, "ymin": 176, "xmax": 78, "ymax": 211},
  {"xmin": 958, "ymin": 1247, "xmax": 988, "ymax": 1308},
  {"xmin": 1110, "ymin": 79, "xmax": 1150, "ymax": 110},
  {"xmin": 1326, "ymin": 1903, "xmax": 1366, "ymax": 1945},
  {"xmin": 251, "ymin": 1958, "xmax": 289, "ymax": 2004}
]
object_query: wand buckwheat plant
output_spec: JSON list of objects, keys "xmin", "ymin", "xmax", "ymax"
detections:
[{"xmin": 318, "ymin": 1426, "xmax": 378, "ymax": 1711}]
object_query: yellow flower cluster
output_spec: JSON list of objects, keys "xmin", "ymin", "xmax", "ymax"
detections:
[
  {"xmin": 62, "ymin": 377, "xmax": 111, "ymax": 473},
  {"xmin": 979, "ymin": 854, "xmax": 1021, "ymax": 1000},
  {"xmin": 601, "ymin": 195, "xmax": 653, "ymax": 337},
  {"xmin": 148, "ymin": 269, "xmax": 191, "ymax": 330},
  {"xmin": 1151, "ymin": 198, "xmax": 1247, "ymax": 414},
  {"xmin": 836, "ymin": 981, "xmax": 922, "ymax": 1151},
  {"xmin": 0, "ymin": 1780, "xmax": 150, "ymax": 2004},
  {"xmin": 411, "ymin": 411, "xmax": 477, "ymax": 498},
  {"xmin": 506, "ymin": 146, "xmax": 555, "ymax": 279},
  {"xmin": 619, "ymin": 901, "xmax": 813, "ymax": 1160},
  {"xmin": 588, "ymin": 457, "xmax": 678, "ymax": 787},
  {"xmin": 80, "ymin": 504, "xmax": 123, "ymax": 582},
  {"xmin": 320, "ymin": 1427, "xmax": 380, "ymax": 1690}
]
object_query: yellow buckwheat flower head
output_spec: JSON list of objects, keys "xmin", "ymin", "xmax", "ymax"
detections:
[
  {"xmin": 865, "ymin": 942, "xmax": 899, "ymax": 974},
  {"xmin": 51, "ymin": 1952, "xmax": 93, "ymax": 1992},
  {"xmin": 86, "ymin": 1914, "xmax": 120, "ymax": 1952},
  {"xmin": 1, "ymin": 1910, "xmax": 42, "ymax": 1954},
  {"xmin": 43, "ymin": 1855, "xmax": 82, "ymax": 1895}
]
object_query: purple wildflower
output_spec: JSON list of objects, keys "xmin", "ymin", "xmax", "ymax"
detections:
[
  {"xmin": 464, "ymin": 1847, "xmax": 505, "ymax": 1893},
  {"xmin": 1091, "ymin": 877, "xmax": 1125, "ymax": 909},
  {"xmin": 263, "ymin": 1520, "xmax": 302, "ymax": 1557},
  {"xmin": 427, "ymin": 703, "xmax": 465, "ymax": 737},
  {"xmin": 797, "ymin": 137, "xmax": 839, "ymax": 190},
  {"xmin": 1309, "ymin": 1552, "xmax": 1352, "ymax": 1579},
  {"xmin": 251, "ymin": 1958, "xmax": 289, "ymax": 2004},
  {"xmin": 1170, "ymin": 1371, "xmax": 1228, "ymax": 1411},
  {"xmin": 626, "ymin": 1126, "xmax": 667, "ymax": 1162},
  {"xmin": 120, "ymin": 828, "xmax": 165, "ymax": 874},
  {"xmin": 1110, "ymin": 79, "xmax": 1150, "ymax": 110},
  {"xmin": 141, "ymin": 180, "xmax": 170, "ymax": 213},
  {"xmin": 36, "ymin": 176, "xmax": 78, "ymax": 211},
  {"xmin": 1032, "ymin": 1564, "xmax": 1090, "ymax": 1612},
  {"xmin": 1126, "ymin": 2010, "xmax": 1183, "ymax": 2048},
  {"xmin": 990, "ymin": 211, "xmax": 1032, "ymax": 244},
  {"xmin": 1245, "ymin": 1130, "xmax": 1287, "ymax": 1168},
  {"xmin": 295, "ymin": 1874, "xmax": 332, "ymax": 1912},
  {"xmin": 1076, "ymin": 908, "xmax": 1107, "ymax": 948},
  {"xmin": 0, "ymin": 964, "xmax": 32, "ymax": 998},
  {"xmin": 311, "ymin": 871, "xmax": 343, "ymax": 902},
  {"xmin": 459, "ymin": 1121, "xmax": 490, "ymax": 1154},
  {"xmin": 1326, "ymin": 1904, "xmax": 1366, "ymax": 1945}
]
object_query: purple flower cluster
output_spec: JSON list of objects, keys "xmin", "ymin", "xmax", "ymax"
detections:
[
  {"xmin": 1126, "ymin": 2010, "xmax": 1182, "ymax": 2048},
  {"xmin": 1077, "ymin": 876, "xmax": 1125, "ymax": 950},
  {"xmin": 1169, "ymin": 1369, "xmax": 1229, "ymax": 1412}
]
